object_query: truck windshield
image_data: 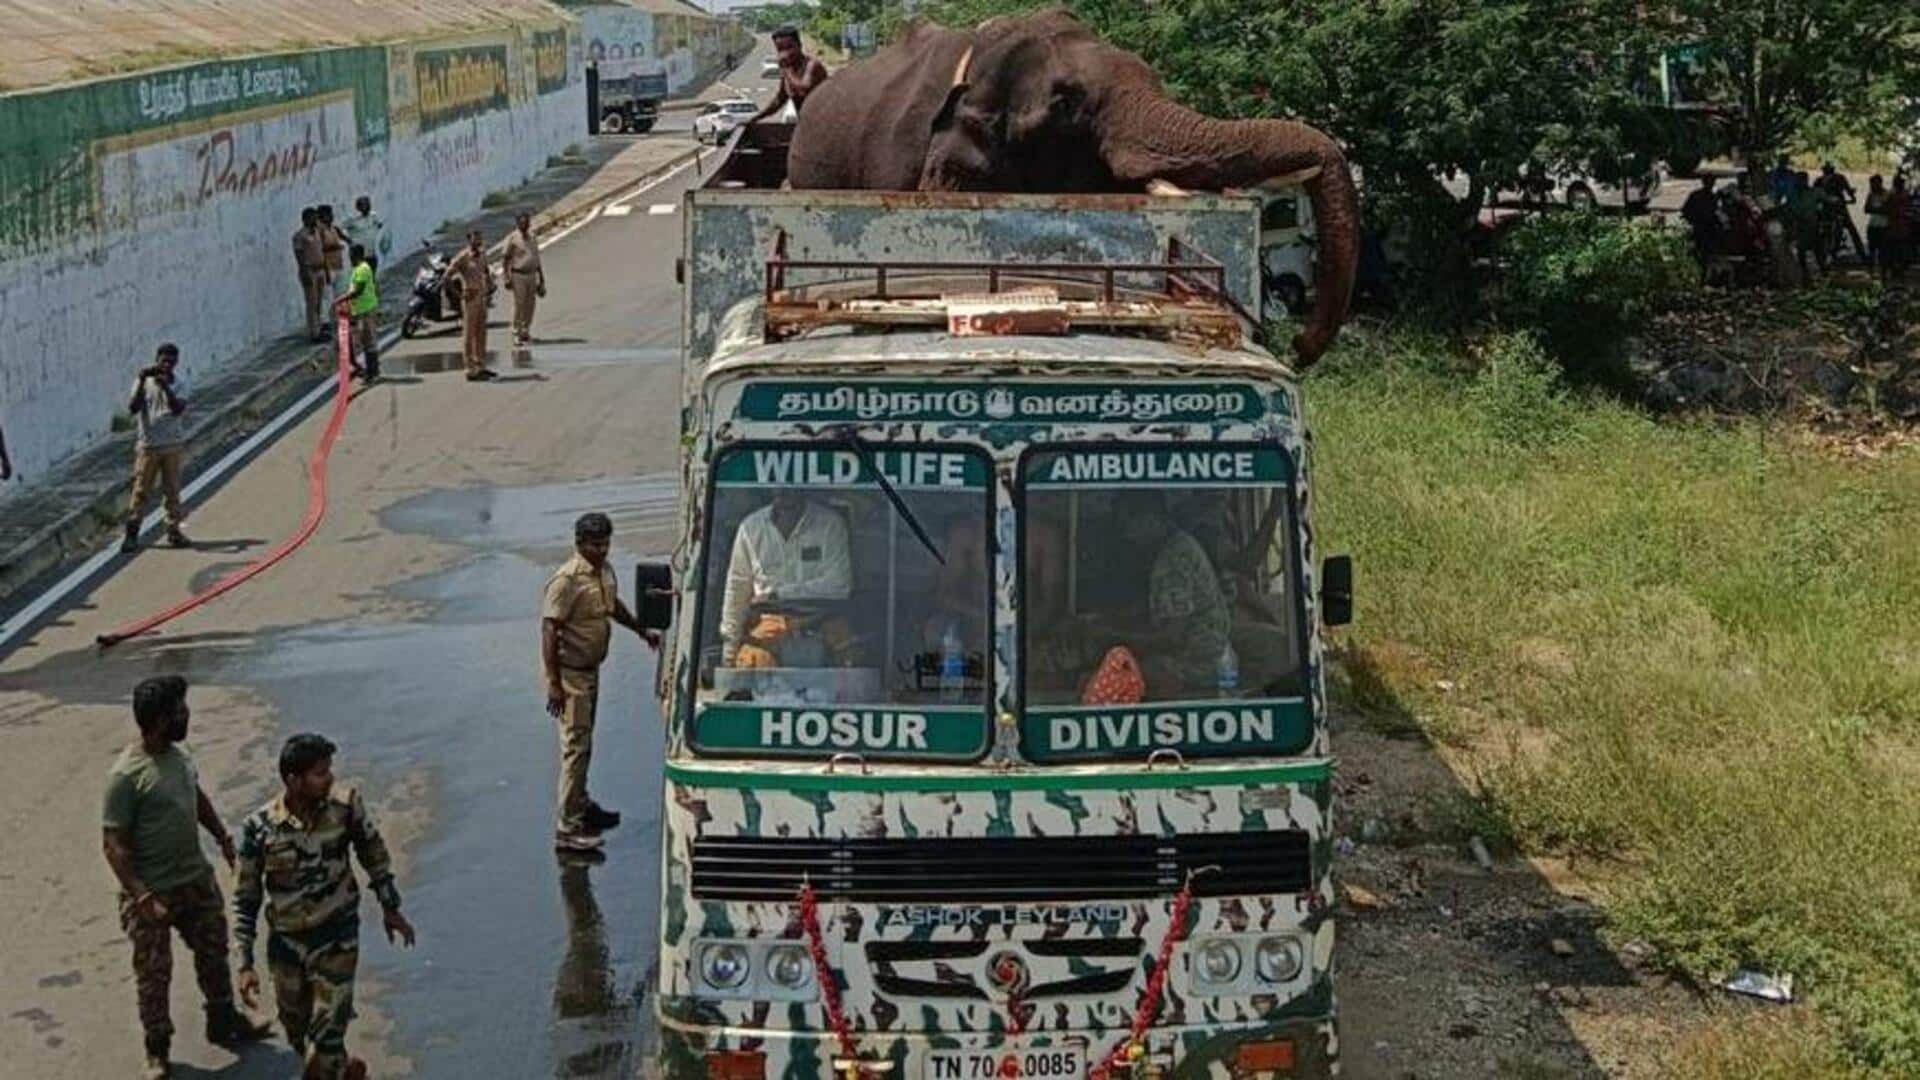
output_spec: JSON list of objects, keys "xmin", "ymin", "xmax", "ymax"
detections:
[
  {"xmin": 689, "ymin": 445, "xmax": 993, "ymax": 760},
  {"xmin": 1020, "ymin": 446, "xmax": 1310, "ymax": 762}
]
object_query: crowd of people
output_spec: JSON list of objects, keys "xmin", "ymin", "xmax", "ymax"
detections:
[{"xmin": 1680, "ymin": 157, "xmax": 1914, "ymax": 287}]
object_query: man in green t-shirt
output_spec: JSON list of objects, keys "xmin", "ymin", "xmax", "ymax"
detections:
[
  {"xmin": 102, "ymin": 676, "xmax": 269, "ymax": 1077},
  {"xmin": 334, "ymin": 243, "xmax": 381, "ymax": 382}
]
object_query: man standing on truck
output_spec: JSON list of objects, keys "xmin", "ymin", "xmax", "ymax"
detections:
[
  {"xmin": 750, "ymin": 26, "xmax": 829, "ymax": 124},
  {"xmin": 103, "ymin": 676, "xmax": 271, "ymax": 1079},
  {"xmin": 543, "ymin": 513, "xmax": 659, "ymax": 854}
]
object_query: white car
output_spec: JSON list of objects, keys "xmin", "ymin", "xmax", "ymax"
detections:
[
  {"xmin": 694, "ymin": 99, "xmax": 761, "ymax": 144},
  {"xmin": 761, "ymin": 58, "xmax": 781, "ymax": 79}
]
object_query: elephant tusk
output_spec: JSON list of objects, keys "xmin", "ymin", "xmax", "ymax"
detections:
[
  {"xmin": 1146, "ymin": 179, "xmax": 1192, "ymax": 197},
  {"xmin": 950, "ymin": 46, "xmax": 973, "ymax": 88},
  {"xmin": 1260, "ymin": 166, "xmax": 1323, "ymax": 188}
]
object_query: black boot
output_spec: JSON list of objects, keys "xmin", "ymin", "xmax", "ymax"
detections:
[
  {"xmin": 121, "ymin": 522, "xmax": 140, "ymax": 554},
  {"xmin": 142, "ymin": 1034, "xmax": 171, "ymax": 1079},
  {"xmin": 585, "ymin": 802, "xmax": 621, "ymax": 830},
  {"xmin": 205, "ymin": 1004, "xmax": 271, "ymax": 1047}
]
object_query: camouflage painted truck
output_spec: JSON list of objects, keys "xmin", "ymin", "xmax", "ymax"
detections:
[{"xmin": 634, "ymin": 128, "xmax": 1355, "ymax": 1079}]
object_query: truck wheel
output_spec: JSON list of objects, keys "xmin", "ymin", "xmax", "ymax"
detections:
[
  {"xmin": 401, "ymin": 312, "xmax": 421, "ymax": 339},
  {"xmin": 601, "ymin": 110, "xmax": 627, "ymax": 134},
  {"xmin": 633, "ymin": 117, "xmax": 656, "ymax": 134}
]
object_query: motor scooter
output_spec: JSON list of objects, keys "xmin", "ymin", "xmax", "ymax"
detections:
[{"xmin": 400, "ymin": 240, "xmax": 495, "ymax": 337}]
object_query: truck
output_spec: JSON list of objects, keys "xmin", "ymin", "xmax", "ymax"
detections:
[
  {"xmin": 598, "ymin": 70, "xmax": 668, "ymax": 134},
  {"xmin": 634, "ymin": 125, "xmax": 1354, "ymax": 1079}
]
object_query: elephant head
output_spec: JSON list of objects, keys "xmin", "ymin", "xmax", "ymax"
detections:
[{"xmin": 913, "ymin": 10, "xmax": 1359, "ymax": 366}]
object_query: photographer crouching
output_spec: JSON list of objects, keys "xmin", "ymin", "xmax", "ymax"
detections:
[{"xmin": 122, "ymin": 343, "xmax": 191, "ymax": 554}]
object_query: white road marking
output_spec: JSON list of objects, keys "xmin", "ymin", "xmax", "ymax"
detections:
[
  {"xmin": 603, "ymin": 205, "xmax": 634, "ymax": 217},
  {"xmin": 538, "ymin": 203, "xmax": 602, "ymax": 246},
  {"xmin": 647, "ymin": 204, "xmax": 676, "ymax": 216},
  {"xmin": 0, "ymin": 151, "xmax": 705, "ymax": 652},
  {"xmin": 605, "ymin": 156, "xmax": 698, "ymax": 212}
]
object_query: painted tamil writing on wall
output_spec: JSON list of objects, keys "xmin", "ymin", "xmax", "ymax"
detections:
[
  {"xmin": 533, "ymin": 29, "xmax": 571, "ymax": 96},
  {"xmin": 414, "ymin": 45, "xmax": 511, "ymax": 131},
  {"xmin": 0, "ymin": 48, "xmax": 388, "ymax": 257}
]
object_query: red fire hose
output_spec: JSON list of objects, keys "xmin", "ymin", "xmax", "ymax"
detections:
[{"xmin": 97, "ymin": 311, "xmax": 355, "ymax": 649}]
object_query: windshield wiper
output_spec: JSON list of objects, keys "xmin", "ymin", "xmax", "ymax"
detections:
[{"xmin": 837, "ymin": 429, "xmax": 945, "ymax": 566}]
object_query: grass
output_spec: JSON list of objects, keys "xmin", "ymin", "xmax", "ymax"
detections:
[
  {"xmin": 480, "ymin": 189, "xmax": 517, "ymax": 209},
  {"xmin": 1309, "ymin": 323, "xmax": 1920, "ymax": 1074}
]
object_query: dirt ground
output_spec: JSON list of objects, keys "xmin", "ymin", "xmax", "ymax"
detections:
[{"xmin": 1331, "ymin": 709, "xmax": 1729, "ymax": 1079}]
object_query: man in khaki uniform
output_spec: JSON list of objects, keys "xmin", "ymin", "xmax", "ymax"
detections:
[
  {"xmin": 443, "ymin": 230, "xmax": 496, "ymax": 381},
  {"xmin": 293, "ymin": 208, "xmax": 328, "ymax": 342},
  {"xmin": 122, "ymin": 344, "xmax": 191, "ymax": 553},
  {"xmin": 542, "ymin": 513, "xmax": 658, "ymax": 853},
  {"xmin": 316, "ymin": 205, "xmax": 347, "ymax": 298},
  {"xmin": 504, "ymin": 212, "xmax": 546, "ymax": 346}
]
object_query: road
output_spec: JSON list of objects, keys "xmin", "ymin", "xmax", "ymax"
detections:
[{"xmin": 0, "ymin": 50, "xmax": 775, "ymax": 1079}]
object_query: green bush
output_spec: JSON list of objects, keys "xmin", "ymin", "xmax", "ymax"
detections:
[
  {"xmin": 1466, "ymin": 331, "xmax": 1581, "ymax": 447},
  {"xmin": 1500, "ymin": 212, "xmax": 1698, "ymax": 382}
]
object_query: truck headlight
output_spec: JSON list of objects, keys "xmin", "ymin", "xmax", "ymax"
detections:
[
  {"xmin": 1194, "ymin": 938, "xmax": 1243, "ymax": 987},
  {"xmin": 700, "ymin": 943, "xmax": 751, "ymax": 991},
  {"xmin": 765, "ymin": 945, "xmax": 813, "ymax": 990},
  {"xmin": 1255, "ymin": 936, "xmax": 1305, "ymax": 984}
]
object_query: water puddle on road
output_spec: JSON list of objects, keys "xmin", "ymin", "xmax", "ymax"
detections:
[
  {"xmin": 381, "ymin": 345, "xmax": 679, "ymax": 377},
  {"xmin": 213, "ymin": 475, "xmax": 679, "ymax": 1077}
]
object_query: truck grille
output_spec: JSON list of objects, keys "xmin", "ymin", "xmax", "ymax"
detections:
[{"xmin": 689, "ymin": 831, "xmax": 1312, "ymax": 902}]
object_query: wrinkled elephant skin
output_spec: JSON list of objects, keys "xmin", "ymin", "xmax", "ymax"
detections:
[{"xmin": 789, "ymin": 9, "xmax": 1359, "ymax": 366}]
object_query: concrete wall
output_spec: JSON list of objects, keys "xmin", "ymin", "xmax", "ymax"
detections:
[
  {"xmin": 576, "ymin": 5, "xmax": 751, "ymax": 93},
  {"xmin": 0, "ymin": 24, "xmax": 585, "ymax": 485},
  {"xmin": 580, "ymin": 5, "xmax": 664, "ymax": 82}
]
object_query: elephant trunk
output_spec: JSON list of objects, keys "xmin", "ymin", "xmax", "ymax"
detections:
[{"xmin": 1099, "ymin": 91, "xmax": 1359, "ymax": 367}]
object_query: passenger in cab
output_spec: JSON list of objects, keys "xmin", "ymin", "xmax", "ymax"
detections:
[
  {"xmin": 1121, "ymin": 492, "xmax": 1232, "ymax": 696},
  {"xmin": 720, "ymin": 491, "xmax": 854, "ymax": 668},
  {"xmin": 1029, "ymin": 493, "xmax": 1230, "ymax": 701}
]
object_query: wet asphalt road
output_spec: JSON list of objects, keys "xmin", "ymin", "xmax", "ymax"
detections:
[
  {"xmin": 0, "ymin": 120, "xmax": 712, "ymax": 1077},
  {"xmin": 316, "ymin": 157, "xmax": 699, "ymax": 1076}
]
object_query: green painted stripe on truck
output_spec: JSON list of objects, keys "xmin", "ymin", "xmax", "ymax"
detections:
[{"xmin": 662, "ymin": 760, "xmax": 1332, "ymax": 793}]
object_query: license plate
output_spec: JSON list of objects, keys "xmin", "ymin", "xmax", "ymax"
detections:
[{"xmin": 924, "ymin": 1042, "xmax": 1086, "ymax": 1079}]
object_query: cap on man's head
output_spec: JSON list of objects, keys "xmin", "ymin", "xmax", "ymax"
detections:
[{"xmin": 575, "ymin": 512, "xmax": 614, "ymax": 541}]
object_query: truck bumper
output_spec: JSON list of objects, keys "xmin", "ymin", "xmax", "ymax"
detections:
[{"xmin": 658, "ymin": 1013, "xmax": 1337, "ymax": 1078}]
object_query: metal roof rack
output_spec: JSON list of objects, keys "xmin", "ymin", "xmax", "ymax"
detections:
[{"xmin": 759, "ymin": 228, "xmax": 1253, "ymax": 347}]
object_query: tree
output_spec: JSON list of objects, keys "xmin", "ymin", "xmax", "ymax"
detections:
[{"xmin": 1645, "ymin": 0, "xmax": 1920, "ymax": 164}]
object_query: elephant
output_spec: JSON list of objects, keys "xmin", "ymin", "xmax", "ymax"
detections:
[{"xmin": 787, "ymin": 9, "xmax": 1359, "ymax": 366}]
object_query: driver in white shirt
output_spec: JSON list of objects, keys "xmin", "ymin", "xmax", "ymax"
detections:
[{"xmin": 721, "ymin": 491, "xmax": 853, "ymax": 667}]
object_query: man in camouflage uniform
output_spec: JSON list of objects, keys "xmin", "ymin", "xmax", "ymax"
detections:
[
  {"xmin": 232, "ymin": 734, "xmax": 416, "ymax": 1079},
  {"xmin": 103, "ymin": 676, "xmax": 272, "ymax": 1078}
]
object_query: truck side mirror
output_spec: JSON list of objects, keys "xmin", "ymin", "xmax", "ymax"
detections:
[
  {"xmin": 636, "ymin": 561, "xmax": 674, "ymax": 631},
  {"xmin": 1320, "ymin": 555, "xmax": 1353, "ymax": 627}
]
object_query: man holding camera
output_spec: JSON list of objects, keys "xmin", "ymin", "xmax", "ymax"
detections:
[{"xmin": 123, "ymin": 344, "xmax": 191, "ymax": 553}]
